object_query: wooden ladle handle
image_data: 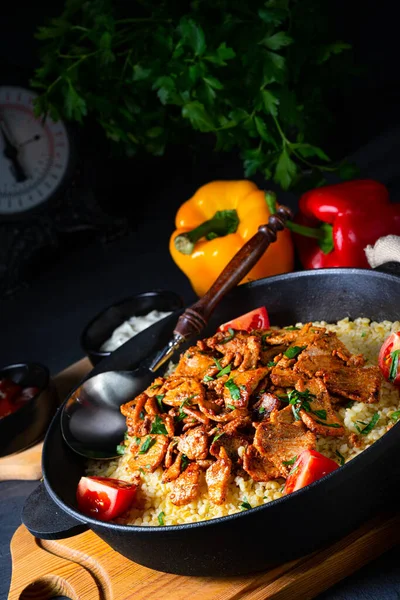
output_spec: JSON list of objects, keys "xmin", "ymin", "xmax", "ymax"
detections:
[{"xmin": 173, "ymin": 204, "xmax": 293, "ymax": 338}]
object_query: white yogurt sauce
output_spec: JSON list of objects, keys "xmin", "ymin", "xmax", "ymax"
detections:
[{"xmin": 100, "ymin": 310, "xmax": 172, "ymax": 352}]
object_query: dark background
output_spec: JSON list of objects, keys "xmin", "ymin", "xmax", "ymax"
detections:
[{"xmin": 1, "ymin": 2, "xmax": 400, "ymax": 599}]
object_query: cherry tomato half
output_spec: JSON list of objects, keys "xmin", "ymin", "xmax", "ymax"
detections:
[
  {"xmin": 76, "ymin": 476, "xmax": 138, "ymax": 521},
  {"xmin": 284, "ymin": 449, "xmax": 339, "ymax": 495},
  {"xmin": 378, "ymin": 331, "xmax": 400, "ymax": 386},
  {"xmin": 219, "ymin": 306, "xmax": 270, "ymax": 333}
]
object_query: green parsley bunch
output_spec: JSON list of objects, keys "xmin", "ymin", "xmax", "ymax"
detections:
[{"xmin": 32, "ymin": 0, "xmax": 354, "ymax": 189}]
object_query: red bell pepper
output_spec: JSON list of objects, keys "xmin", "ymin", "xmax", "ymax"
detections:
[{"xmin": 289, "ymin": 180, "xmax": 400, "ymax": 268}]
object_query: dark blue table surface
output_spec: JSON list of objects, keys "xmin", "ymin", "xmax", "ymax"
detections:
[{"xmin": 1, "ymin": 126, "xmax": 400, "ymax": 599}]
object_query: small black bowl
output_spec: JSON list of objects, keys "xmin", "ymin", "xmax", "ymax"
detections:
[
  {"xmin": 0, "ymin": 362, "xmax": 59, "ymax": 458},
  {"xmin": 81, "ymin": 290, "xmax": 184, "ymax": 366}
]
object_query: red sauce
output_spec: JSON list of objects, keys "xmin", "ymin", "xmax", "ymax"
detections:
[{"xmin": 0, "ymin": 378, "xmax": 39, "ymax": 419}]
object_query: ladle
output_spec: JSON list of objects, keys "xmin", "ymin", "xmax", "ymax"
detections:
[{"xmin": 61, "ymin": 205, "xmax": 292, "ymax": 459}]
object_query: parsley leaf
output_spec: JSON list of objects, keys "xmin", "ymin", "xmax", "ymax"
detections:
[
  {"xmin": 282, "ymin": 456, "xmax": 297, "ymax": 466},
  {"xmin": 354, "ymin": 413, "xmax": 380, "ymax": 435},
  {"xmin": 224, "ymin": 379, "xmax": 241, "ymax": 400},
  {"xmin": 389, "ymin": 350, "xmax": 400, "ymax": 382},
  {"xmin": 335, "ymin": 450, "xmax": 345, "ymax": 466},
  {"xmin": 150, "ymin": 415, "xmax": 168, "ymax": 435},
  {"xmin": 390, "ymin": 411, "xmax": 400, "ymax": 424},
  {"xmin": 240, "ymin": 497, "xmax": 252, "ymax": 511},
  {"xmin": 284, "ymin": 346, "xmax": 306, "ymax": 359},
  {"xmin": 155, "ymin": 394, "xmax": 166, "ymax": 412},
  {"xmin": 158, "ymin": 511, "xmax": 165, "ymax": 526},
  {"xmin": 116, "ymin": 444, "xmax": 126, "ymax": 455},
  {"xmin": 138, "ymin": 436, "xmax": 157, "ymax": 454}
]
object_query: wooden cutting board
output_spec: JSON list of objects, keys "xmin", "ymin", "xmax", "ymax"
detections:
[
  {"xmin": 0, "ymin": 357, "xmax": 92, "ymax": 481},
  {"xmin": 8, "ymin": 512, "xmax": 400, "ymax": 600}
]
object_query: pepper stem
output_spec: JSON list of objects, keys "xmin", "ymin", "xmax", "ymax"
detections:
[
  {"xmin": 174, "ymin": 209, "xmax": 239, "ymax": 255},
  {"xmin": 286, "ymin": 221, "xmax": 334, "ymax": 254}
]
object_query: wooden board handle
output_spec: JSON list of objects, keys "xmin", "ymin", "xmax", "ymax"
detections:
[{"xmin": 8, "ymin": 525, "xmax": 101, "ymax": 600}]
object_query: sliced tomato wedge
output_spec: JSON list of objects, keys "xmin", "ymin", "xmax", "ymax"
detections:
[
  {"xmin": 219, "ymin": 306, "xmax": 270, "ymax": 332},
  {"xmin": 284, "ymin": 449, "xmax": 339, "ymax": 495},
  {"xmin": 76, "ymin": 476, "xmax": 138, "ymax": 521},
  {"xmin": 378, "ymin": 331, "xmax": 400, "ymax": 386}
]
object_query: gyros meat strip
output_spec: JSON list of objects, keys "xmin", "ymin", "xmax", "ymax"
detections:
[
  {"xmin": 205, "ymin": 447, "xmax": 232, "ymax": 505},
  {"xmin": 177, "ymin": 425, "xmax": 209, "ymax": 460},
  {"xmin": 210, "ymin": 430, "xmax": 249, "ymax": 463},
  {"xmin": 158, "ymin": 376, "xmax": 204, "ymax": 407},
  {"xmin": 294, "ymin": 378, "xmax": 345, "ymax": 437},
  {"xmin": 174, "ymin": 347, "xmax": 217, "ymax": 379},
  {"xmin": 223, "ymin": 367, "xmax": 269, "ymax": 409},
  {"xmin": 170, "ymin": 462, "xmax": 201, "ymax": 506},
  {"xmin": 323, "ymin": 365, "xmax": 382, "ymax": 404},
  {"xmin": 129, "ymin": 434, "xmax": 169, "ymax": 473},
  {"xmin": 242, "ymin": 444, "xmax": 282, "ymax": 482},
  {"xmin": 198, "ymin": 331, "xmax": 261, "ymax": 371},
  {"xmin": 162, "ymin": 452, "xmax": 182, "ymax": 483},
  {"xmin": 254, "ymin": 416, "xmax": 316, "ymax": 478},
  {"xmin": 252, "ymin": 392, "xmax": 282, "ymax": 421}
]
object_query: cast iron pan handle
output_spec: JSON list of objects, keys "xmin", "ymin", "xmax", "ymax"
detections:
[
  {"xmin": 174, "ymin": 205, "xmax": 293, "ymax": 337},
  {"xmin": 22, "ymin": 483, "xmax": 87, "ymax": 539}
]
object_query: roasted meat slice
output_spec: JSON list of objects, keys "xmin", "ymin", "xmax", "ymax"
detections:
[
  {"xmin": 129, "ymin": 434, "xmax": 169, "ymax": 473},
  {"xmin": 254, "ymin": 418, "xmax": 316, "ymax": 478},
  {"xmin": 210, "ymin": 429, "xmax": 249, "ymax": 462},
  {"xmin": 252, "ymin": 392, "xmax": 282, "ymax": 421},
  {"xmin": 294, "ymin": 333, "xmax": 352, "ymax": 378},
  {"xmin": 197, "ymin": 331, "xmax": 261, "ymax": 371},
  {"xmin": 205, "ymin": 447, "xmax": 232, "ymax": 505},
  {"xmin": 323, "ymin": 366, "xmax": 382, "ymax": 404},
  {"xmin": 158, "ymin": 376, "xmax": 204, "ymax": 407},
  {"xmin": 177, "ymin": 425, "xmax": 209, "ymax": 460},
  {"xmin": 242, "ymin": 445, "xmax": 281, "ymax": 482},
  {"xmin": 223, "ymin": 367, "xmax": 269, "ymax": 409},
  {"xmin": 170, "ymin": 462, "xmax": 201, "ymax": 506},
  {"xmin": 294, "ymin": 378, "xmax": 345, "ymax": 437},
  {"xmin": 144, "ymin": 377, "xmax": 166, "ymax": 396},
  {"xmin": 270, "ymin": 366, "xmax": 301, "ymax": 388},
  {"xmin": 260, "ymin": 344, "xmax": 288, "ymax": 366},
  {"xmin": 162, "ymin": 452, "xmax": 182, "ymax": 483},
  {"xmin": 174, "ymin": 347, "xmax": 217, "ymax": 379}
]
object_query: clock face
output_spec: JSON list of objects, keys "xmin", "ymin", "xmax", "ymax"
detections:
[{"xmin": 0, "ymin": 86, "xmax": 70, "ymax": 216}]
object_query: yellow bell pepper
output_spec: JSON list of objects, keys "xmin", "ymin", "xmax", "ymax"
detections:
[{"xmin": 169, "ymin": 180, "xmax": 294, "ymax": 297}]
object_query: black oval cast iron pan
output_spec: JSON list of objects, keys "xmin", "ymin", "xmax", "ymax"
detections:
[{"xmin": 22, "ymin": 267, "xmax": 400, "ymax": 577}]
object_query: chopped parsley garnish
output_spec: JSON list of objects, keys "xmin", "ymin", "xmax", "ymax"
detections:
[
  {"xmin": 361, "ymin": 332, "xmax": 367, "ymax": 338},
  {"xmin": 284, "ymin": 346, "xmax": 306, "ymax": 359},
  {"xmin": 116, "ymin": 444, "xmax": 126, "ymax": 455},
  {"xmin": 216, "ymin": 364, "xmax": 232, "ymax": 378},
  {"xmin": 312, "ymin": 409, "xmax": 327, "ymax": 420},
  {"xmin": 158, "ymin": 511, "xmax": 165, "ymax": 526},
  {"xmin": 335, "ymin": 450, "xmax": 345, "ymax": 466},
  {"xmin": 355, "ymin": 413, "xmax": 380, "ymax": 435},
  {"xmin": 258, "ymin": 406, "xmax": 266, "ymax": 414},
  {"xmin": 286, "ymin": 389, "xmax": 315, "ymax": 421},
  {"xmin": 155, "ymin": 394, "xmax": 165, "ymax": 412},
  {"xmin": 149, "ymin": 383, "xmax": 162, "ymax": 390},
  {"xmin": 389, "ymin": 349, "xmax": 400, "ymax": 382},
  {"xmin": 315, "ymin": 420, "xmax": 342, "ymax": 428},
  {"xmin": 345, "ymin": 401, "xmax": 355, "ymax": 409},
  {"xmin": 203, "ymin": 375, "xmax": 215, "ymax": 382},
  {"xmin": 262, "ymin": 332, "xmax": 272, "ymax": 341},
  {"xmin": 240, "ymin": 497, "xmax": 252, "ymax": 511},
  {"xmin": 219, "ymin": 328, "xmax": 236, "ymax": 344},
  {"xmin": 175, "ymin": 396, "xmax": 196, "ymax": 422},
  {"xmin": 213, "ymin": 357, "xmax": 223, "ymax": 371},
  {"xmin": 138, "ymin": 436, "xmax": 156, "ymax": 454},
  {"xmin": 133, "ymin": 436, "xmax": 141, "ymax": 445},
  {"xmin": 139, "ymin": 467, "xmax": 145, "ymax": 475},
  {"xmin": 181, "ymin": 454, "xmax": 190, "ymax": 471},
  {"xmin": 150, "ymin": 415, "xmax": 168, "ymax": 435},
  {"xmin": 139, "ymin": 410, "xmax": 145, "ymax": 420},
  {"xmin": 390, "ymin": 410, "xmax": 400, "ymax": 424},
  {"xmin": 282, "ymin": 456, "xmax": 297, "ymax": 466},
  {"xmin": 227, "ymin": 403, "xmax": 236, "ymax": 410},
  {"xmin": 284, "ymin": 326, "xmax": 300, "ymax": 331},
  {"xmin": 267, "ymin": 361, "xmax": 276, "ymax": 367},
  {"xmin": 124, "ymin": 431, "xmax": 129, "ymax": 440},
  {"xmin": 212, "ymin": 431, "xmax": 225, "ymax": 444},
  {"xmin": 224, "ymin": 378, "xmax": 241, "ymax": 400}
]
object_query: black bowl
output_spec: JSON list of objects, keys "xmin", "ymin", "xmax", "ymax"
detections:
[
  {"xmin": 0, "ymin": 362, "xmax": 59, "ymax": 457},
  {"xmin": 80, "ymin": 290, "xmax": 184, "ymax": 366}
]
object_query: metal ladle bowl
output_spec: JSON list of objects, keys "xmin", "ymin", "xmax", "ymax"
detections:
[{"xmin": 60, "ymin": 206, "xmax": 292, "ymax": 459}]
